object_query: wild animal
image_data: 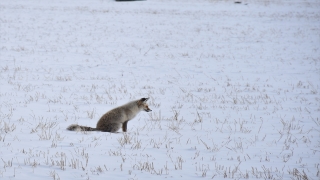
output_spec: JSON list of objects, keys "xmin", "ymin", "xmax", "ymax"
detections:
[{"xmin": 67, "ymin": 98, "xmax": 152, "ymax": 133}]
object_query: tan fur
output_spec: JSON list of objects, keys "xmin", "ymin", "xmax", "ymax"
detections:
[{"xmin": 67, "ymin": 98, "xmax": 152, "ymax": 133}]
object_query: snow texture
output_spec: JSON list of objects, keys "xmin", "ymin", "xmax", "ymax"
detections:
[{"xmin": 0, "ymin": 0, "xmax": 319, "ymax": 179}]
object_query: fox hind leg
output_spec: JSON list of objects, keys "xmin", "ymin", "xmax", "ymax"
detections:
[{"xmin": 100, "ymin": 123, "xmax": 121, "ymax": 133}]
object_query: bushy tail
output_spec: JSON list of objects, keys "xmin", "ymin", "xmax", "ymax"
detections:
[{"xmin": 67, "ymin": 124, "xmax": 97, "ymax": 131}]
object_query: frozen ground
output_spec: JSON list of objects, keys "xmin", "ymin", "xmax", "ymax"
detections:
[{"xmin": 0, "ymin": 0, "xmax": 319, "ymax": 179}]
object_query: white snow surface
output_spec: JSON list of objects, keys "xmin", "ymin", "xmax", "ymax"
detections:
[{"xmin": 1, "ymin": 0, "xmax": 320, "ymax": 179}]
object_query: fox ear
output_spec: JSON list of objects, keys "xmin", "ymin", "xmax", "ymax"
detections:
[{"xmin": 140, "ymin": 98, "xmax": 149, "ymax": 102}]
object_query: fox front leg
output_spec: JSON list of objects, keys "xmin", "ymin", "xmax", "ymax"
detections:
[{"xmin": 122, "ymin": 121, "xmax": 128, "ymax": 132}]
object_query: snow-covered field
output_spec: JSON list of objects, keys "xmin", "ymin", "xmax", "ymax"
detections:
[{"xmin": 1, "ymin": 0, "xmax": 319, "ymax": 179}]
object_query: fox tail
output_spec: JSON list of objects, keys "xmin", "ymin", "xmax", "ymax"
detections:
[{"xmin": 67, "ymin": 124, "xmax": 97, "ymax": 131}]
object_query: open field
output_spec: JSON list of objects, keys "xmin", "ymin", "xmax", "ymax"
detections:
[{"xmin": 0, "ymin": 0, "xmax": 319, "ymax": 179}]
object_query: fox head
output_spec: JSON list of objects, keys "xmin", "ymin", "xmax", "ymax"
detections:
[{"xmin": 138, "ymin": 98, "xmax": 152, "ymax": 112}]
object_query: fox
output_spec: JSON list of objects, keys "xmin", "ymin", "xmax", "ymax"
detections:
[{"xmin": 67, "ymin": 98, "xmax": 152, "ymax": 133}]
